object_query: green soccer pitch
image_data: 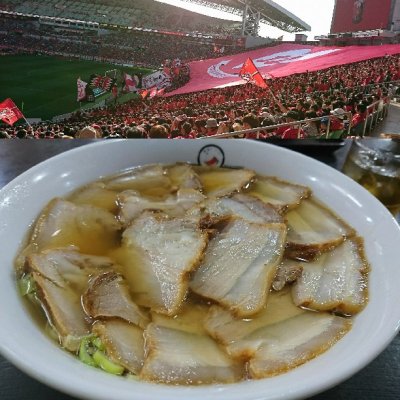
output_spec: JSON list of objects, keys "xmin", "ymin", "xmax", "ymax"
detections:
[{"xmin": 0, "ymin": 54, "xmax": 151, "ymax": 121}]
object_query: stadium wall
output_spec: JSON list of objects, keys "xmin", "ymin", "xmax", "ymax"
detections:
[
  {"xmin": 245, "ymin": 36, "xmax": 273, "ymax": 49},
  {"xmin": 331, "ymin": 0, "xmax": 395, "ymax": 33},
  {"xmin": 392, "ymin": 0, "xmax": 400, "ymax": 31}
]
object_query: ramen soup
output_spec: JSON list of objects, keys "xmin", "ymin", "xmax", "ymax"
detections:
[{"xmin": 16, "ymin": 164, "xmax": 370, "ymax": 385}]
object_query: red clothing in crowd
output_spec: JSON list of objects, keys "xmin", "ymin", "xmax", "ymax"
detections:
[
  {"xmin": 282, "ymin": 127, "xmax": 305, "ymax": 139},
  {"xmin": 275, "ymin": 126, "xmax": 288, "ymax": 138},
  {"xmin": 330, "ymin": 118, "xmax": 344, "ymax": 131},
  {"xmin": 352, "ymin": 113, "xmax": 366, "ymax": 127}
]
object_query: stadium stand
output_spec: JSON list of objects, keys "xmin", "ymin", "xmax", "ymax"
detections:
[
  {"xmin": 1, "ymin": 54, "xmax": 397, "ymax": 139},
  {"xmin": 0, "ymin": 0, "xmax": 241, "ymax": 36},
  {"xmin": 0, "ymin": 16, "xmax": 247, "ymax": 67},
  {"xmin": 0, "ymin": 1, "xmax": 398, "ymax": 140}
]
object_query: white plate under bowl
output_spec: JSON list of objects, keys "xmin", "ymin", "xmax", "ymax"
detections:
[{"xmin": 0, "ymin": 140, "xmax": 399, "ymax": 400}]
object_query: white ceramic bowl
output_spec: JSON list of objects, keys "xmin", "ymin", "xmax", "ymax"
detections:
[{"xmin": 1, "ymin": 140, "xmax": 400, "ymax": 400}]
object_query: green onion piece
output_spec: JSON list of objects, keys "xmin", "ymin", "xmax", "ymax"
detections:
[
  {"xmin": 79, "ymin": 337, "xmax": 97, "ymax": 367},
  {"xmin": 92, "ymin": 337, "xmax": 105, "ymax": 351},
  {"xmin": 27, "ymin": 292, "xmax": 41, "ymax": 306},
  {"xmin": 93, "ymin": 350, "xmax": 124, "ymax": 375},
  {"xmin": 18, "ymin": 274, "xmax": 36, "ymax": 296}
]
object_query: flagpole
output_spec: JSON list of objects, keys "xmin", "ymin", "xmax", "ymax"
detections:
[
  {"xmin": 13, "ymin": 105, "xmax": 31, "ymax": 128},
  {"xmin": 268, "ymin": 89, "xmax": 288, "ymax": 114},
  {"xmin": 260, "ymin": 74, "xmax": 288, "ymax": 114},
  {"xmin": 239, "ymin": 57, "xmax": 288, "ymax": 114},
  {"xmin": 22, "ymin": 115, "xmax": 32, "ymax": 129}
]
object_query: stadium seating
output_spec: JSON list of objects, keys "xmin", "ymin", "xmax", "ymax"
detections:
[
  {"xmin": 0, "ymin": 50, "xmax": 397, "ymax": 140},
  {"xmin": 0, "ymin": 14, "xmax": 248, "ymax": 68},
  {"xmin": 0, "ymin": 2, "xmax": 398, "ymax": 140},
  {"xmin": 0, "ymin": 0, "xmax": 240, "ymax": 35}
]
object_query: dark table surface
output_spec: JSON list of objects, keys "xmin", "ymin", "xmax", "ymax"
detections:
[{"xmin": 0, "ymin": 139, "xmax": 399, "ymax": 400}]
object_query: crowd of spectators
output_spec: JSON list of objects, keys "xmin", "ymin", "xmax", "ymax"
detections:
[
  {"xmin": 0, "ymin": 0, "xmax": 241, "ymax": 37},
  {"xmin": 0, "ymin": 18, "xmax": 242, "ymax": 67},
  {"xmin": 1, "ymin": 54, "xmax": 398, "ymax": 140}
]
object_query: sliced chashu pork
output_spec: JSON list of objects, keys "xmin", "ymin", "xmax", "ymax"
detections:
[
  {"xmin": 190, "ymin": 219, "xmax": 287, "ymax": 317},
  {"xmin": 272, "ymin": 258, "xmax": 304, "ymax": 291},
  {"xmin": 26, "ymin": 249, "xmax": 115, "ymax": 351},
  {"xmin": 151, "ymin": 300, "xmax": 210, "ymax": 335},
  {"xmin": 140, "ymin": 323, "xmax": 243, "ymax": 384},
  {"xmin": 118, "ymin": 189, "xmax": 205, "ymax": 227},
  {"xmin": 248, "ymin": 176, "xmax": 311, "ymax": 213},
  {"xmin": 69, "ymin": 183, "xmax": 119, "ymax": 213},
  {"xmin": 120, "ymin": 212, "xmax": 208, "ymax": 315},
  {"xmin": 146, "ymin": 302, "xmax": 242, "ymax": 383},
  {"xmin": 29, "ymin": 198, "xmax": 121, "ymax": 255},
  {"xmin": 205, "ymin": 289, "xmax": 351, "ymax": 378},
  {"xmin": 204, "ymin": 193, "xmax": 283, "ymax": 225},
  {"xmin": 196, "ymin": 167, "xmax": 255, "ymax": 198},
  {"xmin": 167, "ymin": 163, "xmax": 202, "ymax": 190},
  {"xmin": 82, "ymin": 271, "xmax": 149, "ymax": 329},
  {"xmin": 205, "ymin": 289, "xmax": 304, "ymax": 349},
  {"xmin": 92, "ymin": 320, "xmax": 145, "ymax": 375},
  {"xmin": 248, "ymin": 312, "xmax": 351, "ymax": 378},
  {"xmin": 292, "ymin": 237, "xmax": 369, "ymax": 315},
  {"xmin": 285, "ymin": 198, "xmax": 355, "ymax": 261},
  {"xmin": 103, "ymin": 164, "xmax": 172, "ymax": 197}
]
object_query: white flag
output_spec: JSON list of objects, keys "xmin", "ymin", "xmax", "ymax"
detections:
[
  {"xmin": 77, "ymin": 78, "xmax": 88, "ymax": 102},
  {"xmin": 124, "ymin": 73, "xmax": 138, "ymax": 92}
]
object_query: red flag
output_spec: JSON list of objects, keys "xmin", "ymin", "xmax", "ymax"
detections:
[
  {"xmin": 157, "ymin": 88, "xmax": 165, "ymax": 97},
  {"xmin": 89, "ymin": 75, "xmax": 116, "ymax": 92},
  {"xmin": 239, "ymin": 58, "xmax": 268, "ymax": 89},
  {"xmin": 0, "ymin": 98, "xmax": 24, "ymax": 126}
]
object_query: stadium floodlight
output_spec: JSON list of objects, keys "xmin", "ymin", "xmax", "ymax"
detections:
[{"xmin": 179, "ymin": 0, "xmax": 311, "ymax": 35}]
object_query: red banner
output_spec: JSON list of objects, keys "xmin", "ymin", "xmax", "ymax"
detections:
[
  {"xmin": 0, "ymin": 98, "xmax": 24, "ymax": 126},
  {"xmin": 89, "ymin": 75, "xmax": 116, "ymax": 92},
  {"xmin": 166, "ymin": 43, "xmax": 400, "ymax": 97},
  {"xmin": 331, "ymin": 0, "xmax": 392, "ymax": 34}
]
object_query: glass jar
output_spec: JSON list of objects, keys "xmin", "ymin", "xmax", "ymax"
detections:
[{"xmin": 342, "ymin": 139, "xmax": 400, "ymax": 220}]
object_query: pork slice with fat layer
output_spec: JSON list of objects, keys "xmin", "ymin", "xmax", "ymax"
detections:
[
  {"xmin": 120, "ymin": 212, "xmax": 208, "ymax": 315},
  {"xmin": 26, "ymin": 249, "xmax": 115, "ymax": 351},
  {"xmin": 190, "ymin": 219, "xmax": 287, "ymax": 317},
  {"xmin": 292, "ymin": 237, "xmax": 369, "ymax": 315},
  {"xmin": 140, "ymin": 323, "xmax": 244, "ymax": 384},
  {"xmin": 92, "ymin": 320, "xmax": 145, "ymax": 375},
  {"xmin": 82, "ymin": 271, "xmax": 149, "ymax": 329}
]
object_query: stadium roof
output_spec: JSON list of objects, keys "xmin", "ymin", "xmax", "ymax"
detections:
[{"xmin": 178, "ymin": 0, "xmax": 311, "ymax": 32}]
